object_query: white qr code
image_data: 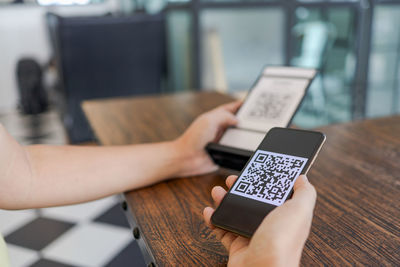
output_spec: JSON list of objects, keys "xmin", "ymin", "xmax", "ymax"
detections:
[
  {"xmin": 231, "ymin": 150, "xmax": 308, "ymax": 206},
  {"xmin": 245, "ymin": 91, "xmax": 292, "ymax": 121}
]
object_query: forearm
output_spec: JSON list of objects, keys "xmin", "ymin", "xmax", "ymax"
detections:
[
  {"xmin": 2, "ymin": 141, "xmax": 190, "ymax": 210},
  {"xmin": 0, "ymin": 101, "xmax": 239, "ymax": 210}
]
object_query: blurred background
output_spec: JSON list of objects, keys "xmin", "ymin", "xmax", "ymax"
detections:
[
  {"xmin": 0, "ymin": 0, "xmax": 399, "ymax": 266},
  {"xmin": 0, "ymin": 0, "xmax": 399, "ymax": 145}
]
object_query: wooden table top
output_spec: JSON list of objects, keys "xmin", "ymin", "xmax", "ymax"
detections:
[{"xmin": 83, "ymin": 91, "xmax": 400, "ymax": 266}]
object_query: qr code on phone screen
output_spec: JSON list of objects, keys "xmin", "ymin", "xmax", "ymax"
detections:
[
  {"xmin": 245, "ymin": 92, "xmax": 292, "ymax": 121},
  {"xmin": 231, "ymin": 150, "xmax": 308, "ymax": 206}
]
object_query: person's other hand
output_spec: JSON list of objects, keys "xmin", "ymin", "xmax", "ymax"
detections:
[
  {"xmin": 203, "ymin": 175, "xmax": 317, "ymax": 267},
  {"xmin": 174, "ymin": 101, "xmax": 241, "ymax": 177}
]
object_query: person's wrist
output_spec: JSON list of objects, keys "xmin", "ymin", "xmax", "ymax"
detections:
[{"xmin": 169, "ymin": 137, "xmax": 196, "ymax": 177}]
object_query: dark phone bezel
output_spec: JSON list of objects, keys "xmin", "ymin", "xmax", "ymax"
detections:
[
  {"xmin": 211, "ymin": 127, "xmax": 326, "ymax": 238},
  {"xmin": 206, "ymin": 65, "xmax": 318, "ymax": 170}
]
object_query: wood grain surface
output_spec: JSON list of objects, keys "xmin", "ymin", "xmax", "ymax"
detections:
[
  {"xmin": 83, "ymin": 92, "xmax": 400, "ymax": 266},
  {"xmin": 305, "ymin": 116, "xmax": 400, "ymax": 266}
]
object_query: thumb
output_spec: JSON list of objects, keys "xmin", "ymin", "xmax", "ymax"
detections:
[{"xmin": 290, "ymin": 175, "xmax": 317, "ymax": 212}]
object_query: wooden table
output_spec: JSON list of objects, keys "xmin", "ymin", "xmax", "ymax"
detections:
[{"xmin": 83, "ymin": 91, "xmax": 400, "ymax": 266}]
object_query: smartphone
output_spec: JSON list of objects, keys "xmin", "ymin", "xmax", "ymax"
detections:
[{"xmin": 211, "ymin": 127, "xmax": 325, "ymax": 237}]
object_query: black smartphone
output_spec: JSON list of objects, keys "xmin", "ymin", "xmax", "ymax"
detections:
[{"xmin": 211, "ymin": 127, "xmax": 325, "ymax": 237}]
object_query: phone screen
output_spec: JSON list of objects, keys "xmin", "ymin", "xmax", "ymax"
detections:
[
  {"xmin": 211, "ymin": 127, "xmax": 325, "ymax": 237},
  {"xmin": 218, "ymin": 67, "xmax": 317, "ymax": 152}
]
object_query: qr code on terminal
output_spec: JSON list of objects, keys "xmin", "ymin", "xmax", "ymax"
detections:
[
  {"xmin": 231, "ymin": 150, "xmax": 308, "ymax": 206},
  {"xmin": 245, "ymin": 91, "xmax": 292, "ymax": 121}
]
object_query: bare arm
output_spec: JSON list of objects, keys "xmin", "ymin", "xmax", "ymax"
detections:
[{"xmin": 0, "ymin": 101, "xmax": 240, "ymax": 210}]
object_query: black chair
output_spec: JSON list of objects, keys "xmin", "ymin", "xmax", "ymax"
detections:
[{"xmin": 46, "ymin": 13, "xmax": 166, "ymax": 143}]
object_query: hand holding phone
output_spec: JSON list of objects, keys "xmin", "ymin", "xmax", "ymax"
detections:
[
  {"xmin": 211, "ymin": 127, "xmax": 325, "ymax": 237},
  {"xmin": 203, "ymin": 174, "xmax": 317, "ymax": 266}
]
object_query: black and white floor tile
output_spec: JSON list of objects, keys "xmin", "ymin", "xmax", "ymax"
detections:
[{"xmin": 1, "ymin": 196, "xmax": 146, "ymax": 267}]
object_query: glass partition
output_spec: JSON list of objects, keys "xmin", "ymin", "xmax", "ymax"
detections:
[
  {"xmin": 200, "ymin": 8, "xmax": 285, "ymax": 92},
  {"xmin": 166, "ymin": 10, "xmax": 194, "ymax": 91},
  {"xmin": 367, "ymin": 4, "xmax": 400, "ymax": 117},
  {"xmin": 291, "ymin": 7, "xmax": 357, "ymax": 127},
  {"xmin": 162, "ymin": 0, "xmax": 400, "ymax": 127}
]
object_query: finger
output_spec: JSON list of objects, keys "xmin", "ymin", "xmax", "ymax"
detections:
[
  {"xmin": 219, "ymin": 231, "xmax": 239, "ymax": 252},
  {"xmin": 203, "ymin": 207, "xmax": 235, "ymax": 250},
  {"xmin": 289, "ymin": 175, "xmax": 317, "ymax": 213},
  {"xmin": 211, "ymin": 186, "xmax": 227, "ymax": 206},
  {"xmin": 214, "ymin": 128, "xmax": 225, "ymax": 143},
  {"xmin": 293, "ymin": 174, "xmax": 309, "ymax": 191},
  {"xmin": 220, "ymin": 100, "xmax": 242, "ymax": 113},
  {"xmin": 292, "ymin": 175, "xmax": 317, "ymax": 204},
  {"xmin": 225, "ymin": 175, "xmax": 238, "ymax": 189},
  {"xmin": 204, "ymin": 207, "xmax": 239, "ymax": 252},
  {"xmin": 228, "ymin": 236, "xmax": 250, "ymax": 255},
  {"xmin": 209, "ymin": 112, "xmax": 237, "ymax": 143},
  {"xmin": 203, "ymin": 207, "xmax": 215, "ymax": 228}
]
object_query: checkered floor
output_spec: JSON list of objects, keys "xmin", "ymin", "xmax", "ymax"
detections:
[{"xmin": 1, "ymin": 196, "xmax": 146, "ymax": 267}]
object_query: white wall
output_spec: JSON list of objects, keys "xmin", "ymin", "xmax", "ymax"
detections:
[{"xmin": 0, "ymin": 1, "xmax": 119, "ymax": 112}]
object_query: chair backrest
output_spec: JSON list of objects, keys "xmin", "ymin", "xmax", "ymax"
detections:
[{"xmin": 46, "ymin": 13, "xmax": 166, "ymax": 143}]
